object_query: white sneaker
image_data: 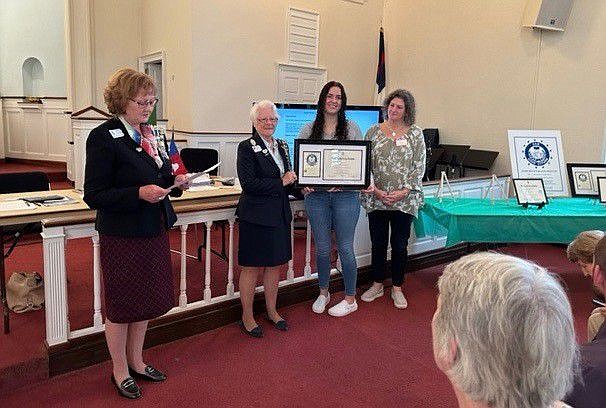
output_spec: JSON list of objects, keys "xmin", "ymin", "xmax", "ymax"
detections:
[
  {"xmin": 312, "ymin": 293, "xmax": 331, "ymax": 313},
  {"xmin": 361, "ymin": 284, "xmax": 384, "ymax": 302},
  {"xmin": 391, "ymin": 288, "xmax": 408, "ymax": 309},
  {"xmin": 328, "ymin": 299, "xmax": 358, "ymax": 317}
]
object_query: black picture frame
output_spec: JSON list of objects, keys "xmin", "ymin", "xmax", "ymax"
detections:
[
  {"xmin": 598, "ymin": 177, "xmax": 606, "ymax": 203},
  {"xmin": 513, "ymin": 178, "xmax": 548, "ymax": 207},
  {"xmin": 566, "ymin": 163, "xmax": 606, "ymax": 197},
  {"xmin": 293, "ymin": 139, "xmax": 371, "ymax": 190}
]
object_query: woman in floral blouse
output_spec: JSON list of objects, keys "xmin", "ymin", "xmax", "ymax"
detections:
[{"xmin": 360, "ymin": 89, "xmax": 426, "ymax": 309}]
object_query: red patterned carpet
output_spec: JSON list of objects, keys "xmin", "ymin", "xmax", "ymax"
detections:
[
  {"xmin": 0, "ymin": 243, "xmax": 594, "ymax": 407},
  {"xmin": 0, "ymin": 164, "xmax": 596, "ymax": 405}
]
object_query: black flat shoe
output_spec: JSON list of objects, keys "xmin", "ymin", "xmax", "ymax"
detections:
[
  {"xmin": 128, "ymin": 365, "xmax": 167, "ymax": 382},
  {"xmin": 111, "ymin": 375, "xmax": 142, "ymax": 399},
  {"xmin": 266, "ymin": 316, "xmax": 288, "ymax": 331},
  {"xmin": 238, "ymin": 320, "xmax": 263, "ymax": 338}
]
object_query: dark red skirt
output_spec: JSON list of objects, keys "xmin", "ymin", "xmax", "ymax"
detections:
[{"xmin": 99, "ymin": 231, "xmax": 173, "ymax": 323}]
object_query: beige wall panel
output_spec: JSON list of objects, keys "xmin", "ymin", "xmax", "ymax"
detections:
[
  {"xmin": 384, "ymin": 1, "xmax": 536, "ymax": 175},
  {"xmin": 191, "ymin": 0, "xmax": 383, "ymax": 132},
  {"xmin": 141, "ymin": 0, "xmax": 193, "ymax": 130},
  {"xmin": 92, "ymin": 0, "xmax": 142, "ymax": 108},
  {"xmin": 384, "ymin": 1, "xmax": 606, "ymax": 175},
  {"xmin": 533, "ymin": 2, "xmax": 606, "ymax": 164}
]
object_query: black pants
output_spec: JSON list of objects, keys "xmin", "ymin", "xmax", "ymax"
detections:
[{"xmin": 368, "ymin": 210, "xmax": 414, "ymax": 286}]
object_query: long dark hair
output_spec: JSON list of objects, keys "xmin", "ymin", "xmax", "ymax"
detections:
[{"xmin": 310, "ymin": 81, "xmax": 349, "ymax": 141}]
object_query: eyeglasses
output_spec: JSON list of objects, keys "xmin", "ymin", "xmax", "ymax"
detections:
[
  {"xmin": 129, "ymin": 98, "xmax": 158, "ymax": 108},
  {"xmin": 258, "ymin": 117, "xmax": 278, "ymax": 123}
]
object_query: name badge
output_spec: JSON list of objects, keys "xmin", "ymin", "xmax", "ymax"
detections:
[
  {"xmin": 396, "ymin": 138, "xmax": 407, "ymax": 147},
  {"xmin": 109, "ymin": 129, "xmax": 124, "ymax": 139}
]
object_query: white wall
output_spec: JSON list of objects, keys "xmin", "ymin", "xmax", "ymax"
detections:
[
  {"xmin": 191, "ymin": 0, "xmax": 384, "ymax": 132},
  {"xmin": 91, "ymin": 0, "xmax": 142, "ymax": 108},
  {"xmin": 384, "ymin": 1, "xmax": 606, "ymax": 174},
  {"xmin": 0, "ymin": 0, "xmax": 67, "ymax": 96},
  {"xmin": 141, "ymin": 0, "xmax": 193, "ymax": 130}
]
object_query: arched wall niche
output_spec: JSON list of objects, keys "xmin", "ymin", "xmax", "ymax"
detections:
[{"xmin": 22, "ymin": 57, "xmax": 44, "ymax": 97}]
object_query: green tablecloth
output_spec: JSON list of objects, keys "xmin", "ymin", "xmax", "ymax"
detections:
[{"xmin": 415, "ymin": 197, "xmax": 606, "ymax": 247}]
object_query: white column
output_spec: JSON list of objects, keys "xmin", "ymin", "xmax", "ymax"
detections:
[
  {"xmin": 42, "ymin": 226, "xmax": 69, "ymax": 346},
  {"xmin": 287, "ymin": 214, "xmax": 295, "ymax": 281},
  {"xmin": 179, "ymin": 224, "xmax": 189, "ymax": 307},
  {"xmin": 91, "ymin": 233, "xmax": 102, "ymax": 328},
  {"xmin": 204, "ymin": 221, "xmax": 213, "ymax": 301},
  {"xmin": 304, "ymin": 218, "xmax": 312, "ymax": 278},
  {"xmin": 226, "ymin": 219, "xmax": 235, "ymax": 297},
  {"xmin": 66, "ymin": 0, "xmax": 95, "ymax": 109}
]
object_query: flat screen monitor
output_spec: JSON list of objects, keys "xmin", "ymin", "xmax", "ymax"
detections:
[{"xmin": 254, "ymin": 103, "xmax": 383, "ymax": 162}]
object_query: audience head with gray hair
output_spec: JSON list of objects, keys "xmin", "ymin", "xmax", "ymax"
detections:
[{"xmin": 432, "ymin": 252, "xmax": 578, "ymax": 408}]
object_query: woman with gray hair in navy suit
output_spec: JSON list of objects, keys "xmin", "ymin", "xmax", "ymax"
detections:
[{"xmin": 235, "ymin": 100, "xmax": 298, "ymax": 338}]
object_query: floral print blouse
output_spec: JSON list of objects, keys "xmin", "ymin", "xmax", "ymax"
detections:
[{"xmin": 360, "ymin": 124, "xmax": 426, "ymax": 217}]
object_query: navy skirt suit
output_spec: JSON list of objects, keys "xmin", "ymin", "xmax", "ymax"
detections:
[
  {"xmin": 83, "ymin": 117, "xmax": 182, "ymax": 323},
  {"xmin": 236, "ymin": 133, "xmax": 296, "ymax": 267}
]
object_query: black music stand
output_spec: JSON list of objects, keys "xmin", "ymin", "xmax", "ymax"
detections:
[
  {"xmin": 462, "ymin": 149, "xmax": 499, "ymax": 172},
  {"xmin": 424, "ymin": 147, "xmax": 444, "ymax": 181},
  {"xmin": 436, "ymin": 144, "xmax": 470, "ymax": 178}
]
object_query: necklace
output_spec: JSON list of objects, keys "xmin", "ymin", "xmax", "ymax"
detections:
[{"xmin": 387, "ymin": 122, "xmax": 401, "ymax": 138}]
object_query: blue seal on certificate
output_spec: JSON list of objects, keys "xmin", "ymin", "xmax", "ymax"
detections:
[{"xmin": 524, "ymin": 141, "xmax": 550, "ymax": 166}]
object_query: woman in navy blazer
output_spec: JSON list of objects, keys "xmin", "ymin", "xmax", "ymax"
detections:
[
  {"xmin": 84, "ymin": 68, "xmax": 188, "ymax": 399},
  {"xmin": 236, "ymin": 100, "xmax": 298, "ymax": 338}
]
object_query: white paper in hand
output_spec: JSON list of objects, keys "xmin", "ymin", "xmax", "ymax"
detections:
[{"xmin": 167, "ymin": 161, "xmax": 221, "ymax": 190}]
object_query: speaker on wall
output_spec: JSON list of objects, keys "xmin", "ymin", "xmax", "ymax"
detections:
[{"xmin": 522, "ymin": 0, "xmax": 574, "ymax": 32}]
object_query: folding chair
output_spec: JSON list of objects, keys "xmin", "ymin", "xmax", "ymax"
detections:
[
  {"xmin": 0, "ymin": 171, "xmax": 50, "ymax": 334},
  {"xmin": 179, "ymin": 148, "xmax": 228, "ymax": 261}
]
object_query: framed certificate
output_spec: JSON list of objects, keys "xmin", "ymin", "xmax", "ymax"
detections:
[
  {"xmin": 294, "ymin": 139, "xmax": 371, "ymax": 189},
  {"xmin": 566, "ymin": 163, "xmax": 606, "ymax": 197},
  {"xmin": 513, "ymin": 178, "xmax": 548, "ymax": 207},
  {"xmin": 597, "ymin": 177, "xmax": 606, "ymax": 203}
]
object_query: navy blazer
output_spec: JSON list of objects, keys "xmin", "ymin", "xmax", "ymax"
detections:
[
  {"xmin": 236, "ymin": 133, "xmax": 296, "ymax": 227},
  {"xmin": 83, "ymin": 117, "xmax": 182, "ymax": 237}
]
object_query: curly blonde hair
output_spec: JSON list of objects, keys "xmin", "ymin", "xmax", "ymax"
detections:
[
  {"xmin": 566, "ymin": 230, "xmax": 604, "ymax": 264},
  {"xmin": 103, "ymin": 68, "xmax": 156, "ymax": 115}
]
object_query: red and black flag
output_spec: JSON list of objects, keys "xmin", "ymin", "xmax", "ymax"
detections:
[{"xmin": 376, "ymin": 27, "xmax": 386, "ymax": 94}]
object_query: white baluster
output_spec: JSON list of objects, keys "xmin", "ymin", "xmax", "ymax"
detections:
[
  {"xmin": 226, "ymin": 219, "xmax": 235, "ymax": 297},
  {"xmin": 91, "ymin": 233, "xmax": 102, "ymax": 328},
  {"xmin": 287, "ymin": 213, "xmax": 294, "ymax": 281},
  {"xmin": 42, "ymin": 226, "xmax": 69, "ymax": 346},
  {"xmin": 304, "ymin": 217, "xmax": 312, "ymax": 278},
  {"xmin": 204, "ymin": 221, "xmax": 213, "ymax": 301},
  {"xmin": 179, "ymin": 224, "xmax": 189, "ymax": 307}
]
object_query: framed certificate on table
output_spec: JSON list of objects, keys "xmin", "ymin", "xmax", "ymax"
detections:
[
  {"xmin": 513, "ymin": 178, "xmax": 548, "ymax": 207},
  {"xmin": 566, "ymin": 163, "xmax": 606, "ymax": 197},
  {"xmin": 597, "ymin": 177, "xmax": 606, "ymax": 203},
  {"xmin": 294, "ymin": 139, "xmax": 371, "ymax": 189}
]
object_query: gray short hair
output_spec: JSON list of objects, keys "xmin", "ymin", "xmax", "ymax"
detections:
[
  {"xmin": 433, "ymin": 252, "xmax": 578, "ymax": 408},
  {"xmin": 249, "ymin": 100, "xmax": 280, "ymax": 123},
  {"xmin": 383, "ymin": 89, "xmax": 416, "ymax": 125}
]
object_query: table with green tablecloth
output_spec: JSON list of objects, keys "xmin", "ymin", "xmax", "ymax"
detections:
[{"xmin": 414, "ymin": 197, "xmax": 606, "ymax": 247}]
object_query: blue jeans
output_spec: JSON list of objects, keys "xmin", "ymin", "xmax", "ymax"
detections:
[{"xmin": 304, "ymin": 191, "xmax": 360, "ymax": 296}]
